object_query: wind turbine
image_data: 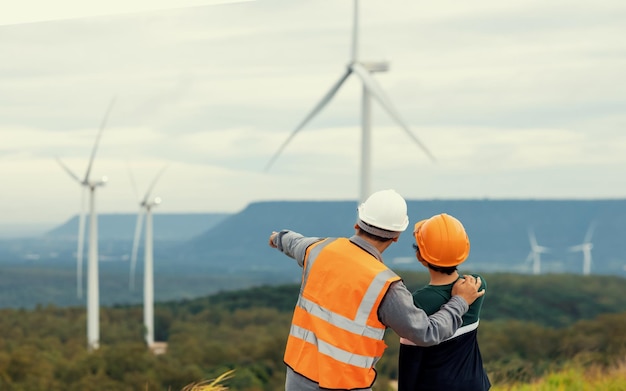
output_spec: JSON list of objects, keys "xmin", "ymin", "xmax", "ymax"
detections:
[
  {"xmin": 525, "ymin": 228, "xmax": 550, "ymax": 275},
  {"xmin": 56, "ymin": 97, "xmax": 116, "ymax": 351},
  {"xmin": 264, "ymin": 0, "xmax": 435, "ymax": 203},
  {"xmin": 129, "ymin": 165, "xmax": 167, "ymax": 347},
  {"xmin": 568, "ymin": 221, "xmax": 596, "ymax": 276}
]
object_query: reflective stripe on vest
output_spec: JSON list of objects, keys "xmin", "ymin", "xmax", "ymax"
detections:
[
  {"xmin": 286, "ymin": 238, "xmax": 400, "ymax": 389},
  {"xmin": 290, "ymin": 324, "xmax": 376, "ymax": 369},
  {"xmin": 294, "ymin": 267, "xmax": 397, "ymax": 341},
  {"xmin": 301, "ymin": 238, "xmax": 333, "ymax": 288}
]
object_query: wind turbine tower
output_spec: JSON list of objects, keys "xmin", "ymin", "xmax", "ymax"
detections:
[
  {"xmin": 265, "ymin": 0, "xmax": 435, "ymax": 203},
  {"xmin": 525, "ymin": 228, "xmax": 550, "ymax": 275},
  {"xmin": 568, "ymin": 222, "xmax": 596, "ymax": 276},
  {"xmin": 56, "ymin": 97, "xmax": 116, "ymax": 351},
  {"xmin": 129, "ymin": 166, "xmax": 167, "ymax": 347}
]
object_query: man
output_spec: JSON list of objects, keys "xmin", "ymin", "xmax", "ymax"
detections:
[
  {"xmin": 398, "ymin": 213, "xmax": 491, "ymax": 391},
  {"xmin": 268, "ymin": 189, "xmax": 485, "ymax": 391}
]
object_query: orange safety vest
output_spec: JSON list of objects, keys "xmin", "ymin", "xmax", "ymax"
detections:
[{"xmin": 284, "ymin": 238, "xmax": 401, "ymax": 390}]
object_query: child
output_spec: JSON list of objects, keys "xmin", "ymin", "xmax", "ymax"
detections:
[{"xmin": 398, "ymin": 213, "xmax": 491, "ymax": 391}]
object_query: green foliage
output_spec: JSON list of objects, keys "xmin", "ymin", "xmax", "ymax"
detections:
[
  {"xmin": 399, "ymin": 271, "xmax": 626, "ymax": 328},
  {"xmin": 164, "ymin": 284, "xmax": 300, "ymax": 314},
  {"xmin": 0, "ymin": 274, "xmax": 624, "ymax": 390}
]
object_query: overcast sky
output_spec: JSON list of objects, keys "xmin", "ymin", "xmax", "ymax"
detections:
[{"xmin": 1, "ymin": 0, "xmax": 625, "ymax": 229}]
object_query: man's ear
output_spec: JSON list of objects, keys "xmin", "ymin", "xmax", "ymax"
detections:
[{"xmin": 391, "ymin": 236, "xmax": 399, "ymax": 243}]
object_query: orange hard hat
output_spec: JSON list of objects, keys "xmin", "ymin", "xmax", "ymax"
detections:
[{"xmin": 413, "ymin": 213, "xmax": 470, "ymax": 267}]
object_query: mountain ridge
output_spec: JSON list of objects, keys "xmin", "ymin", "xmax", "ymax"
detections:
[
  {"xmin": 178, "ymin": 198, "xmax": 626, "ymax": 276},
  {"xmin": 4, "ymin": 198, "xmax": 626, "ymax": 276}
]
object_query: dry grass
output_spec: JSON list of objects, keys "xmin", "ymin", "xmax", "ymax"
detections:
[
  {"xmin": 180, "ymin": 369, "xmax": 235, "ymax": 391},
  {"xmin": 491, "ymin": 358, "xmax": 626, "ymax": 391}
]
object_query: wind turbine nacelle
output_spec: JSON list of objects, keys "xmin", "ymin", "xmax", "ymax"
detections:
[
  {"xmin": 360, "ymin": 61, "xmax": 389, "ymax": 73},
  {"xmin": 145, "ymin": 197, "xmax": 162, "ymax": 208},
  {"xmin": 96, "ymin": 176, "xmax": 108, "ymax": 186},
  {"xmin": 87, "ymin": 176, "xmax": 108, "ymax": 188}
]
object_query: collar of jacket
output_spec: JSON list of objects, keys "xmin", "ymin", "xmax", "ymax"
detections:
[{"xmin": 349, "ymin": 235, "xmax": 383, "ymax": 262}]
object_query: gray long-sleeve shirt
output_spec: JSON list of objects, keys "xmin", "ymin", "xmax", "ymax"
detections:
[{"xmin": 273, "ymin": 230, "xmax": 469, "ymax": 391}]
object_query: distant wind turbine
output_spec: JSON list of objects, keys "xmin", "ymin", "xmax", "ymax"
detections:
[
  {"xmin": 525, "ymin": 228, "xmax": 550, "ymax": 275},
  {"xmin": 568, "ymin": 221, "xmax": 596, "ymax": 276},
  {"xmin": 56, "ymin": 97, "xmax": 116, "ymax": 351},
  {"xmin": 264, "ymin": 0, "xmax": 435, "ymax": 203},
  {"xmin": 129, "ymin": 165, "xmax": 168, "ymax": 347}
]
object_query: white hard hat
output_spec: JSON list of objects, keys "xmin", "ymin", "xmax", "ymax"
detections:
[{"xmin": 357, "ymin": 189, "xmax": 409, "ymax": 233}]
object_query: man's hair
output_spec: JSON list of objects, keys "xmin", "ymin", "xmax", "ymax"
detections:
[{"xmin": 356, "ymin": 227, "xmax": 395, "ymax": 243}]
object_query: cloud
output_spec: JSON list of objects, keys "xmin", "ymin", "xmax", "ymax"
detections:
[
  {"xmin": 0, "ymin": 0, "xmax": 255, "ymax": 26},
  {"xmin": 1, "ymin": 0, "xmax": 625, "ymax": 224}
]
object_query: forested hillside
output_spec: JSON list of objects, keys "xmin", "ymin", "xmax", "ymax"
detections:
[
  {"xmin": 172, "ymin": 272, "xmax": 626, "ymax": 328},
  {"xmin": 0, "ymin": 273, "xmax": 625, "ymax": 390}
]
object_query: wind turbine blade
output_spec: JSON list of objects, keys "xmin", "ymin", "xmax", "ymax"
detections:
[
  {"xmin": 142, "ymin": 164, "xmax": 169, "ymax": 204},
  {"xmin": 125, "ymin": 159, "xmax": 140, "ymax": 202},
  {"xmin": 130, "ymin": 209, "xmax": 145, "ymax": 291},
  {"xmin": 528, "ymin": 228, "xmax": 538, "ymax": 249},
  {"xmin": 350, "ymin": 63, "xmax": 436, "ymax": 162},
  {"xmin": 584, "ymin": 221, "xmax": 596, "ymax": 243},
  {"xmin": 525, "ymin": 251, "xmax": 533, "ymax": 264},
  {"xmin": 84, "ymin": 96, "xmax": 117, "ymax": 182},
  {"xmin": 569, "ymin": 244, "xmax": 583, "ymax": 252},
  {"xmin": 76, "ymin": 188, "xmax": 87, "ymax": 298},
  {"xmin": 351, "ymin": 0, "xmax": 359, "ymax": 62},
  {"xmin": 56, "ymin": 157, "xmax": 82, "ymax": 184},
  {"xmin": 264, "ymin": 69, "xmax": 352, "ymax": 171}
]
